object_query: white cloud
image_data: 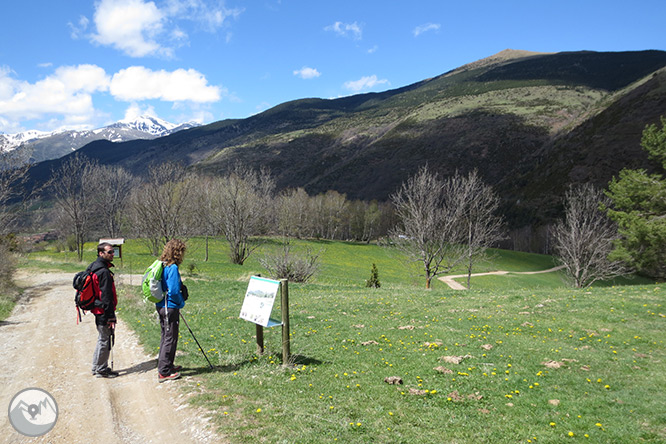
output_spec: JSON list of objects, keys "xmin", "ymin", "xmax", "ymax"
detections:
[
  {"xmin": 68, "ymin": 15, "xmax": 90, "ymax": 39},
  {"xmin": 256, "ymin": 102, "xmax": 271, "ymax": 112},
  {"xmin": 0, "ymin": 65, "xmax": 109, "ymax": 125},
  {"xmin": 164, "ymin": 0, "xmax": 243, "ymax": 32},
  {"xmin": 171, "ymin": 27, "xmax": 188, "ymax": 42},
  {"xmin": 175, "ymin": 109, "xmax": 214, "ymax": 125},
  {"xmin": 293, "ymin": 66, "xmax": 321, "ymax": 80},
  {"xmin": 91, "ymin": 0, "xmax": 167, "ymax": 58},
  {"xmin": 325, "ymin": 21, "xmax": 362, "ymax": 40},
  {"xmin": 0, "ymin": 64, "xmax": 224, "ymax": 132},
  {"xmin": 343, "ymin": 75, "xmax": 389, "ymax": 92},
  {"xmin": 110, "ymin": 66, "xmax": 222, "ymax": 102},
  {"xmin": 49, "ymin": 113, "xmax": 105, "ymax": 132},
  {"xmin": 87, "ymin": 0, "xmax": 243, "ymax": 58},
  {"xmin": 124, "ymin": 102, "xmax": 158, "ymax": 121},
  {"xmin": 56, "ymin": 65, "xmax": 111, "ymax": 93},
  {"xmin": 0, "ymin": 115, "xmax": 20, "ymax": 134},
  {"xmin": 413, "ymin": 23, "xmax": 441, "ymax": 37}
]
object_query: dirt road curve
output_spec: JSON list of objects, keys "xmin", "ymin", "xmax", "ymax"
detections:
[
  {"xmin": 438, "ymin": 265, "xmax": 566, "ymax": 289},
  {"xmin": 0, "ymin": 271, "xmax": 220, "ymax": 444}
]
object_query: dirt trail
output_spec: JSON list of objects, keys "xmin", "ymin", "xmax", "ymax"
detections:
[
  {"xmin": 0, "ymin": 270, "xmax": 221, "ymax": 444},
  {"xmin": 438, "ymin": 265, "xmax": 566, "ymax": 289}
]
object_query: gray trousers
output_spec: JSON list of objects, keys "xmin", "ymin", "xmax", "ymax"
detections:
[
  {"xmin": 157, "ymin": 307, "xmax": 180, "ymax": 375},
  {"xmin": 92, "ymin": 324, "xmax": 113, "ymax": 373}
]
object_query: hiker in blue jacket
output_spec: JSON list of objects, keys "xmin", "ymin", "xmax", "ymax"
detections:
[{"xmin": 156, "ymin": 239, "xmax": 187, "ymax": 382}]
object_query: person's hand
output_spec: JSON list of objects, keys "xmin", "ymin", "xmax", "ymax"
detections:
[{"xmin": 108, "ymin": 321, "xmax": 116, "ymax": 330}]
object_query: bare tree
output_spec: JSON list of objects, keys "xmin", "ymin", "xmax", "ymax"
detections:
[
  {"xmin": 310, "ymin": 191, "xmax": 348, "ymax": 239},
  {"xmin": 276, "ymin": 187, "xmax": 310, "ymax": 238},
  {"xmin": 0, "ymin": 150, "xmax": 32, "ymax": 236},
  {"xmin": 50, "ymin": 154, "xmax": 98, "ymax": 261},
  {"xmin": 189, "ymin": 174, "xmax": 223, "ymax": 261},
  {"xmin": 552, "ymin": 183, "xmax": 627, "ymax": 288},
  {"xmin": 390, "ymin": 166, "xmax": 467, "ymax": 289},
  {"xmin": 348, "ymin": 200, "xmax": 382, "ymax": 243},
  {"xmin": 127, "ymin": 162, "xmax": 197, "ymax": 255},
  {"xmin": 259, "ymin": 238, "xmax": 321, "ymax": 283},
  {"xmin": 89, "ymin": 165, "xmax": 135, "ymax": 238},
  {"xmin": 214, "ymin": 165, "xmax": 275, "ymax": 264},
  {"xmin": 458, "ymin": 171, "xmax": 505, "ymax": 288},
  {"xmin": 0, "ymin": 151, "xmax": 32, "ymax": 289}
]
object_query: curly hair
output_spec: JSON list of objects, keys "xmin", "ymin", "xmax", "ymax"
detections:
[{"xmin": 160, "ymin": 239, "xmax": 187, "ymax": 266}]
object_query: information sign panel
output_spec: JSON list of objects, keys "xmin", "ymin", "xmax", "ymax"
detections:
[{"xmin": 239, "ymin": 276, "xmax": 282, "ymax": 327}]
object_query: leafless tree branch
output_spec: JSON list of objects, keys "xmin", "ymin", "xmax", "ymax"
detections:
[{"xmin": 552, "ymin": 183, "xmax": 628, "ymax": 288}]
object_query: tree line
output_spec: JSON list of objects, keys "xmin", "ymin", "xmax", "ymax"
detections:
[{"xmin": 45, "ymin": 159, "xmax": 396, "ymax": 264}]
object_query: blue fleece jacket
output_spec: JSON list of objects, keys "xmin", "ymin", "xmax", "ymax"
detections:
[{"xmin": 156, "ymin": 264, "xmax": 185, "ymax": 309}]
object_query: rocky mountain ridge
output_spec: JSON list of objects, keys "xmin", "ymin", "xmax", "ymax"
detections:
[{"xmin": 1, "ymin": 116, "xmax": 198, "ymax": 163}]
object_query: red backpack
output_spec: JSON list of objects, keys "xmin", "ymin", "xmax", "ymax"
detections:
[{"xmin": 73, "ymin": 270, "xmax": 100, "ymax": 323}]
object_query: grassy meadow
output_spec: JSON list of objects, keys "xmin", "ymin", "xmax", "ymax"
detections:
[{"xmin": 15, "ymin": 238, "xmax": 666, "ymax": 443}]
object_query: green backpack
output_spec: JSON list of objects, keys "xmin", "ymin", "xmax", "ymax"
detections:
[{"xmin": 142, "ymin": 260, "xmax": 165, "ymax": 303}]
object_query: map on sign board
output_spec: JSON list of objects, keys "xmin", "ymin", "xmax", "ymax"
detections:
[{"xmin": 239, "ymin": 276, "xmax": 282, "ymax": 327}]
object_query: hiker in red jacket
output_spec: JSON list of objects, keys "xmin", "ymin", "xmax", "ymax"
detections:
[{"xmin": 89, "ymin": 242, "xmax": 119, "ymax": 378}]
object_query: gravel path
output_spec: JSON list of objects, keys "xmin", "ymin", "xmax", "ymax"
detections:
[
  {"xmin": 0, "ymin": 270, "xmax": 221, "ymax": 444},
  {"xmin": 438, "ymin": 265, "xmax": 566, "ymax": 289}
]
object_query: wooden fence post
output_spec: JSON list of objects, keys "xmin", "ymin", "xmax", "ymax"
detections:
[
  {"xmin": 281, "ymin": 279, "xmax": 290, "ymax": 364},
  {"xmin": 256, "ymin": 324, "xmax": 264, "ymax": 355}
]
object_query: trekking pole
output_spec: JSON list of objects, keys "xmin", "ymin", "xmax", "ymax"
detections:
[
  {"xmin": 109, "ymin": 325, "xmax": 115, "ymax": 371},
  {"xmin": 179, "ymin": 312, "xmax": 214, "ymax": 370}
]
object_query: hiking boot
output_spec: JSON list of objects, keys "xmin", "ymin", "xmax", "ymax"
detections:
[
  {"xmin": 95, "ymin": 368, "xmax": 119, "ymax": 378},
  {"xmin": 158, "ymin": 372, "xmax": 181, "ymax": 382}
]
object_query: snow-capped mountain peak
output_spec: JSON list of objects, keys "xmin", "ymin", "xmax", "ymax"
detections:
[
  {"xmin": 113, "ymin": 115, "xmax": 179, "ymax": 137},
  {"xmin": 1, "ymin": 129, "xmax": 60, "ymax": 146},
  {"xmin": 1, "ymin": 116, "xmax": 200, "ymax": 162}
]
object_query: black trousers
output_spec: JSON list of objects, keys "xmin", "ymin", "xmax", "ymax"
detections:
[{"xmin": 157, "ymin": 307, "xmax": 180, "ymax": 375}]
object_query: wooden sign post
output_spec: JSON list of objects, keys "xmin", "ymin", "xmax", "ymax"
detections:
[
  {"xmin": 239, "ymin": 276, "xmax": 290, "ymax": 364},
  {"xmin": 280, "ymin": 279, "xmax": 290, "ymax": 363}
]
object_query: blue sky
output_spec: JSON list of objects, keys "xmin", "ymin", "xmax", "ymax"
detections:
[{"xmin": 1, "ymin": 0, "xmax": 664, "ymax": 134}]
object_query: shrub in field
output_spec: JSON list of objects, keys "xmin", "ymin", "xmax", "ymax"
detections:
[
  {"xmin": 365, "ymin": 263, "xmax": 380, "ymax": 288},
  {"xmin": 0, "ymin": 243, "xmax": 15, "ymax": 290},
  {"xmin": 0, "ymin": 243, "xmax": 18, "ymax": 320},
  {"xmin": 259, "ymin": 240, "xmax": 321, "ymax": 283},
  {"xmin": 186, "ymin": 261, "xmax": 197, "ymax": 275},
  {"xmin": 66, "ymin": 235, "xmax": 78, "ymax": 252},
  {"xmin": 53, "ymin": 240, "xmax": 65, "ymax": 253}
]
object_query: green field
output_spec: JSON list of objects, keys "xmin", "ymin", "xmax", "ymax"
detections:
[{"xmin": 13, "ymin": 238, "xmax": 666, "ymax": 443}]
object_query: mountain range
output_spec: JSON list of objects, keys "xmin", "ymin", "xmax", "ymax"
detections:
[
  {"xmin": 24, "ymin": 49, "xmax": 666, "ymax": 245},
  {"xmin": 1, "ymin": 116, "xmax": 198, "ymax": 163}
]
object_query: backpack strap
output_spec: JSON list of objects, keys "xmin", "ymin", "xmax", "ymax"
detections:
[
  {"xmin": 76, "ymin": 306, "xmax": 84, "ymax": 324},
  {"xmin": 164, "ymin": 290, "xmax": 169, "ymax": 332}
]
